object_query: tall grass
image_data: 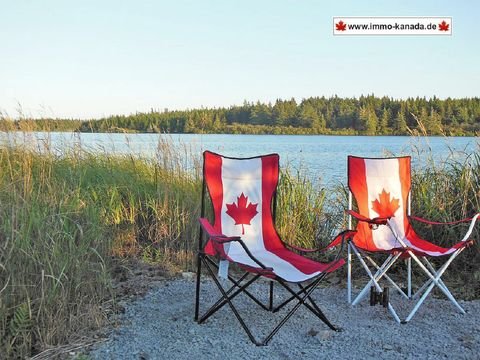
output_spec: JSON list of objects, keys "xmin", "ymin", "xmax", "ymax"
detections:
[
  {"xmin": 0, "ymin": 130, "xmax": 478, "ymax": 358},
  {"xmin": 0, "ymin": 138, "xmax": 202, "ymax": 358},
  {"xmin": 0, "ymin": 148, "xmax": 112, "ymax": 358}
]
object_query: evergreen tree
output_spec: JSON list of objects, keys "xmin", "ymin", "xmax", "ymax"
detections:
[
  {"xmin": 298, "ymin": 102, "xmax": 320, "ymax": 128},
  {"xmin": 394, "ymin": 108, "xmax": 408, "ymax": 134},
  {"xmin": 378, "ymin": 108, "xmax": 391, "ymax": 134}
]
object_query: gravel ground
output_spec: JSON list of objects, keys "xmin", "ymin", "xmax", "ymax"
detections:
[{"xmin": 90, "ymin": 276, "xmax": 480, "ymax": 360}]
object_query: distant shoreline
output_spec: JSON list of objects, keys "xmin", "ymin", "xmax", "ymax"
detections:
[
  {"xmin": 1, "ymin": 96, "xmax": 479, "ymax": 136},
  {"xmin": 1, "ymin": 129, "xmax": 477, "ymax": 137}
]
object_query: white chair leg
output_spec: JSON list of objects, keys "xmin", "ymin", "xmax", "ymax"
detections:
[
  {"xmin": 347, "ymin": 243, "xmax": 352, "ymax": 304},
  {"xmin": 421, "ymin": 258, "xmax": 457, "ymax": 298},
  {"xmin": 405, "ymin": 250, "xmax": 466, "ymax": 322},
  {"xmin": 387, "ymin": 303, "xmax": 401, "ymax": 323},
  {"xmin": 407, "ymin": 257, "xmax": 412, "ymax": 299},
  {"xmin": 404, "ymin": 280, "xmax": 436, "ymax": 322},
  {"xmin": 413, "ymin": 278, "xmax": 432, "ymax": 299}
]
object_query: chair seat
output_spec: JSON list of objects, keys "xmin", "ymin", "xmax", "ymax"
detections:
[
  {"xmin": 225, "ymin": 245, "xmax": 345, "ymax": 282},
  {"xmin": 402, "ymin": 227, "xmax": 472, "ymax": 257},
  {"xmin": 353, "ymin": 235, "xmax": 470, "ymax": 257}
]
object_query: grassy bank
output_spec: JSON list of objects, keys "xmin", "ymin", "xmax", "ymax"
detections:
[{"xmin": 0, "ymin": 136, "xmax": 479, "ymax": 358}]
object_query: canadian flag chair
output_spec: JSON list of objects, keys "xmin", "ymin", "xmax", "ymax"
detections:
[
  {"xmin": 194, "ymin": 151, "xmax": 352, "ymax": 346},
  {"xmin": 346, "ymin": 155, "xmax": 479, "ymax": 323}
]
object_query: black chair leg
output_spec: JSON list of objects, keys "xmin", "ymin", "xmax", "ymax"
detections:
[{"xmin": 194, "ymin": 253, "xmax": 202, "ymax": 321}]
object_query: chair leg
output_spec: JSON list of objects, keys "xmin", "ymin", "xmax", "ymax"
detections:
[
  {"xmin": 407, "ymin": 257, "xmax": 412, "ymax": 299},
  {"xmin": 197, "ymin": 257, "xmax": 339, "ymax": 345},
  {"xmin": 411, "ymin": 250, "xmax": 464, "ymax": 310},
  {"xmin": 365, "ymin": 255, "xmax": 409, "ymax": 299},
  {"xmin": 421, "ymin": 258, "xmax": 459, "ymax": 302},
  {"xmin": 194, "ymin": 253, "xmax": 202, "ymax": 321},
  {"xmin": 347, "ymin": 243, "xmax": 352, "ymax": 304},
  {"xmin": 262, "ymin": 276, "xmax": 337, "ymax": 346},
  {"xmin": 202, "ymin": 258, "xmax": 262, "ymax": 345},
  {"xmin": 198, "ymin": 272, "xmax": 261, "ymax": 324},
  {"xmin": 404, "ymin": 249, "xmax": 466, "ymax": 323},
  {"xmin": 297, "ymin": 283, "xmax": 334, "ymax": 325},
  {"xmin": 277, "ymin": 277, "xmax": 338, "ymax": 330},
  {"xmin": 272, "ymin": 280, "xmax": 316, "ymax": 312}
]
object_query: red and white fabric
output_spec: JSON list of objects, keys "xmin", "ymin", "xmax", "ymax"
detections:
[
  {"xmin": 203, "ymin": 151, "xmax": 343, "ymax": 282},
  {"xmin": 348, "ymin": 156, "xmax": 469, "ymax": 256}
]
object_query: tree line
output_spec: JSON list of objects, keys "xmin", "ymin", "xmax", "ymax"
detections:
[{"xmin": 1, "ymin": 95, "xmax": 479, "ymax": 135}]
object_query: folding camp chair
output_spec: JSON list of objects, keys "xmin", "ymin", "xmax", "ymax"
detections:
[
  {"xmin": 346, "ymin": 155, "xmax": 479, "ymax": 323},
  {"xmin": 194, "ymin": 151, "xmax": 352, "ymax": 346}
]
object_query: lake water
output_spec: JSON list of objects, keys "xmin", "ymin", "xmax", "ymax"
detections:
[{"xmin": 1, "ymin": 132, "xmax": 478, "ymax": 186}]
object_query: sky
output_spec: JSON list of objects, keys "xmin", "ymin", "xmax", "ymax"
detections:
[{"xmin": 1, "ymin": 0, "xmax": 479, "ymax": 119}]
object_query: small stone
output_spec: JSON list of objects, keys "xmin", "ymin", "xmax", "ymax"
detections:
[
  {"xmin": 182, "ymin": 272, "xmax": 196, "ymax": 280},
  {"xmin": 383, "ymin": 344, "xmax": 394, "ymax": 351},
  {"xmin": 307, "ymin": 328, "xmax": 319, "ymax": 337},
  {"xmin": 316, "ymin": 330, "xmax": 333, "ymax": 341}
]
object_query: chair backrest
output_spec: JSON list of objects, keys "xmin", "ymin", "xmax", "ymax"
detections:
[
  {"xmin": 348, "ymin": 155, "xmax": 411, "ymax": 251},
  {"xmin": 202, "ymin": 151, "xmax": 283, "ymax": 255}
]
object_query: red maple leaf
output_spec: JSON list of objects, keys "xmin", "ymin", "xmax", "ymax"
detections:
[
  {"xmin": 336, "ymin": 21, "xmax": 347, "ymax": 31},
  {"xmin": 439, "ymin": 21, "xmax": 449, "ymax": 31},
  {"xmin": 226, "ymin": 193, "xmax": 258, "ymax": 235},
  {"xmin": 371, "ymin": 189, "xmax": 400, "ymax": 218}
]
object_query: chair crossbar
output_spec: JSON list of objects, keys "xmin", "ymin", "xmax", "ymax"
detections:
[
  {"xmin": 271, "ymin": 279, "xmax": 317, "ymax": 313},
  {"xmin": 198, "ymin": 265, "xmax": 263, "ymax": 324},
  {"xmin": 262, "ymin": 276, "xmax": 337, "ymax": 345},
  {"xmin": 297, "ymin": 283, "xmax": 337, "ymax": 328},
  {"xmin": 203, "ymin": 256, "xmax": 270, "ymax": 312},
  {"xmin": 350, "ymin": 245, "xmax": 401, "ymax": 305},
  {"xmin": 414, "ymin": 257, "xmax": 453, "ymax": 299},
  {"xmin": 365, "ymin": 255, "xmax": 409, "ymax": 299},
  {"xmin": 276, "ymin": 277, "xmax": 337, "ymax": 330}
]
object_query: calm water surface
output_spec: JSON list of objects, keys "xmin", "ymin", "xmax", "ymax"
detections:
[{"xmin": 1, "ymin": 132, "xmax": 478, "ymax": 185}]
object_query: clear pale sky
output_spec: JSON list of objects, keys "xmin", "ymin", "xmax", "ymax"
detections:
[{"xmin": 1, "ymin": 0, "xmax": 479, "ymax": 119}]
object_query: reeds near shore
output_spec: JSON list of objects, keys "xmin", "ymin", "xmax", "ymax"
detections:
[{"xmin": 0, "ymin": 133, "xmax": 478, "ymax": 358}]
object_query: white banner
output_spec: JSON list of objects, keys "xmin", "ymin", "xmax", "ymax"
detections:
[{"xmin": 333, "ymin": 17, "xmax": 452, "ymax": 36}]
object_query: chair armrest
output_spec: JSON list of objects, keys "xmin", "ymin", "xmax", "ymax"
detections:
[
  {"xmin": 410, "ymin": 213, "xmax": 479, "ymax": 243},
  {"xmin": 283, "ymin": 230, "xmax": 356, "ymax": 253},
  {"xmin": 283, "ymin": 242, "xmax": 320, "ymax": 253},
  {"xmin": 409, "ymin": 212, "xmax": 479, "ymax": 226},
  {"xmin": 198, "ymin": 218, "xmax": 241, "ymax": 243},
  {"xmin": 347, "ymin": 210, "xmax": 390, "ymax": 225},
  {"xmin": 198, "ymin": 217, "xmax": 270, "ymax": 270}
]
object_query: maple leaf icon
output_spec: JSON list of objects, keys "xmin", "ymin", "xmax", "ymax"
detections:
[
  {"xmin": 371, "ymin": 189, "xmax": 400, "ymax": 218},
  {"xmin": 439, "ymin": 20, "xmax": 449, "ymax": 31},
  {"xmin": 336, "ymin": 21, "xmax": 347, "ymax": 31},
  {"xmin": 226, "ymin": 193, "xmax": 258, "ymax": 235}
]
